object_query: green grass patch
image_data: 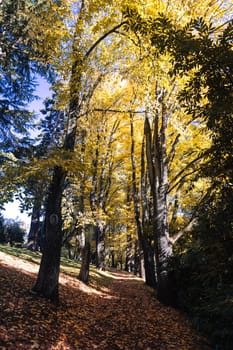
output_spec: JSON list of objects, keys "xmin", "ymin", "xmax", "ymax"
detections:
[
  {"xmin": 0, "ymin": 244, "xmax": 42, "ymax": 264},
  {"xmin": 0, "ymin": 244, "xmax": 113, "ymax": 290}
]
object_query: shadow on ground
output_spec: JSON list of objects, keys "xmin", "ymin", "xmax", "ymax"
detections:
[{"xmin": 0, "ymin": 254, "xmax": 211, "ymax": 350}]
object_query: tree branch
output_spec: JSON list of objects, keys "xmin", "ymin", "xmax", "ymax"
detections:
[
  {"xmin": 169, "ymin": 187, "xmax": 212, "ymax": 244},
  {"xmin": 168, "ymin": 154, "xmax": 203, "ymax": 192},
  {"xmin": 210, "ymin": 18, "xmax": 233, "ymax": 33},
  {"xmin": 85, "ymin": 21, "xmax": 127, "ymax": 59},
  {"xmin": 93, "ymin": 108, "xmax": 146, "ymax": 114}
]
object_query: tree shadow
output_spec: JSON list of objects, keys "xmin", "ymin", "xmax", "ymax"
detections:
[{"xmin": 0, "ymin": 260, "xmax": 122, "ymax": 349}]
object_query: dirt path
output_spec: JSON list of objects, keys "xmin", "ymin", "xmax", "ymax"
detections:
[{"xmin": 0, "ymin": 252, "xmax": 211, "ymax": 350}]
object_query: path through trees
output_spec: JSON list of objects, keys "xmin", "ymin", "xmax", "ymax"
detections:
[{"xmin": 0, "ymin": 252, "xmax": 210, "ymax": 349}]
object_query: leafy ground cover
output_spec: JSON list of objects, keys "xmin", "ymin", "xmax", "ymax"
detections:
[{"xmin": 0, "ymin": 247, "xmax": 211, "ymax": 349}]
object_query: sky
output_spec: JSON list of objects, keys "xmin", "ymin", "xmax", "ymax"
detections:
[{"xmin": 3, "ymin": 77, "xmax": 51, "ymax": 229}]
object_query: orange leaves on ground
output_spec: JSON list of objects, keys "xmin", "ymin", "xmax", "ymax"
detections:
[{"xmin": 0, "ymin": 253, "xmax": 210, "ymax": 350}]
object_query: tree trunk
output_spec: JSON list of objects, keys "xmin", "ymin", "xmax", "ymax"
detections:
[
  {"xmin": 133, "ymin": 240, "xmax": 140, "ymax": 275},
  {"xmin": 111, "ymin": 252, "xmax": 116, "ymax": 268},
  {"xmin": 130, "ymin": 113, "xmax": 156, "ymax": 287},
  {"xmin": 124, "ymin": 234, "xmax": 132, "ymax": 272},
  {"xmin": 142, "ymin": 239, "xmax": 157, "ymax": 287},
  {"xmin": 141, "ymin": 128, "xmax": 157, "ymax": 287},
  {"xmin": 78, "ymin": 231, "xmax": 91, "ymax": 283},
  {"xmin": 95, "ymin": 223, "xmax": 105, "ymax": 270},
  {"xmin": 77, "ymin": 128, "xmax": 91, "ymax": 282},
  {"xmin": 155, "ymin": 189, "xmax": 174, "ymax": 305},
  {"xmin": 32, "ymin": 166, "xmax": 66, "ymax": 304},
  {"xmin": 26, "ymin": 201, "xmax": 41, "ymax": 251},
  {"xmin": 144, "ymin": 105, "xmax": 175, "ymax": 305}
]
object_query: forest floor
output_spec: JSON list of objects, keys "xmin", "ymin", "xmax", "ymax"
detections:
[{"xmin": 0, "ymin": 249, "xmax": 212, "ymax": 350}]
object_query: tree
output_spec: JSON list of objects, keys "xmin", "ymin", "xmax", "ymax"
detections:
[
  {"xmin": 0, "ymin": 0, "xmax": 62, "ymax": 215},
  {"xmin": 123, "ymin": 1, "xmax": 233, "ymax": 304},
  {"xmin": 32, "ymin": 1, "xmax": 127, "ymax": 302},
  {"xmin": 25, "ymin": 96, "xmax": 66, "ymax": 251},
  {"xmin": 0, "ymin": 0, "xmax": 48, "ymax": 153},
  {"xmin": 135, "ymin": 10, "xmax": 233, "ymax": 345},
  {"xmin": 3, "ymin": 218, "xmax": 26, "ymax": 246},
  {"xmin": 130, "ymin": 112, "xmax": 156, "ymax": 286},
  {"xmin": 0, "ymin": 214, "xmax": 5, "ymax": 243}
]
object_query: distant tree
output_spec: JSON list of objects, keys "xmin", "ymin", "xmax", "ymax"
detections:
[
  {"xmin": 0, "ymin": 0, "xmax": 39, "ymax": 152},
  {"xmin": 0, "ymin": 0, "xmax": 54, "ymax": 218},
  {"xmin": 3, "ymin": 218, "xmax": 26, "ymax": 246},
  {"xmin": 0, "ymin": 214, "xmax": 5, "ymax": 243}
]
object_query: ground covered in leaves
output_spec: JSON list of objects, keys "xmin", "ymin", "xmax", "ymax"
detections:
[{"xmin": 0, "ymin": 250, "xmax": 211, "ymax": 350}]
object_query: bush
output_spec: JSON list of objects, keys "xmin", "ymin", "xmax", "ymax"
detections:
[{"xmin": 171, "ymin": 218, "xmax": 233, "ymax": 349}]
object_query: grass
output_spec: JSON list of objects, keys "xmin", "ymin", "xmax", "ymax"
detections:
[
  {"xmin": 0, "ymin": 244, "xmax": 42, "ymax": 264},
  {"xmin": 0, "ymin": 244, "xmax": 113, "ymax": 290}
]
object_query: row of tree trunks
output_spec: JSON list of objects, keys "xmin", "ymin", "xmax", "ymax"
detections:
[{"xmin": 90, "ymin": 117, "xmax": 119, "ymax": 270}]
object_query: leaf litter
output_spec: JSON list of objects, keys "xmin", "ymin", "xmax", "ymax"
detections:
[{"xmin": 0, "ymin": 252, "xmax": 211, "ymax": 349}]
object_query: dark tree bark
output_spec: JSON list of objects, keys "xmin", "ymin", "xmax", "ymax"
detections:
[
  {"xmin": 130, "ymin": 113, "xmax": 157, "ymax": 287},
  {"xmin": 133, "ymin": 240, "xmax": 140, "ymax": 276},
  {"xmin": 77, "ymin": 128, "xmax": 92, "ymax": 282},
  {"xmin": 124, "ymin": 234, "xmax": 133, "ymax": 272},
  {"xmin": 32, "ymin": 166, "xmax": 66, "ymax": 304},
  {"xmin": 31, "ymin": 13, "xmax": 82, "ymax": 302},
  {"xmin": 78, "ymin": 230, "xmax": 91, "ymax": 283},
  {"xmin": 111, "ymin": 252, "xmax": 116, "ymax": 268},
  {"xmin": 144, "ymin": 103, "xmax": 175, "ymax": 306},
  {"xmin": 141, "ymin": 128, "xmax": 157, "ymax": 287},
  {"xmin": 26, "ymin": 201, "xmax": 41, "ymax": 251}
]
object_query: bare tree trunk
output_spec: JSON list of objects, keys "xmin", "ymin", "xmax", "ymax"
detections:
[
  {"xmin": 130, "ymin": 113, "xmax": 157, "ymax": 287},
  {"xmin": 133, "ymin": 240, "xmax": 140, "ymax": 275},
  {"xmin": 26, "ymin": 201, "xmax": 41, "ymax": 251},
  {"xmin": 32, "ymin": 166, "xmax": 66, "ymax": 304},
  {"xmin": 90, "ymin": 121, "xmax": 112, "ymax": 271},
  {"xmin": 141, "ymin": 129, "xmax": 157, "ymax": 286},
  {"xmin": 125, "ymin": 234, "xmax": 132, "ymax": 272},
  {"xmin": 77, "ymin": 129, "xmax": 92, "ymax": 282},
  {"xmin": 95, "ymin": 223, "xmax": 105, "ymax": 270},
  {"xmin": 78, "ymin": 229, "xmax": 91, "ymax": 283},
  {"xmin": 144, "ymin": 101, "xmax": 175, "ymax": 305}
]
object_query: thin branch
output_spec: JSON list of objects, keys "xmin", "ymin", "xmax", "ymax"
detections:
[
  {"xmin": 114, "ymin": 30, "xmax": 142, "ymax": 48},
  {"xmin": 168, "ymin": 168, "xmax": 199, "ymax": 194},
  {"xmin": 169, "ymin": 187, "xmax": 212, "ymax": 244},
  {"xmin": 169, "ymin": 154, "xmax": 203, "ymax": 192},
  {"xmin": 85, "ymin": 21, "xmax": 127, "ymax": 59},
  {"xmin": 167, "ymin": 133, "xmax": 180, "ymax": 166},
  {"xmin": 210, "ymin": 18, "xmax": 233, "ymax": 33},
  {"xmin": 94, "ymin": 108, "xmax": 146, "ymax": 114},
  {"xmin": 169, "ymin": 218, "xmax": 196, "ymax": 245}
]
